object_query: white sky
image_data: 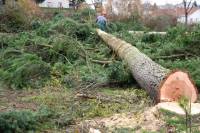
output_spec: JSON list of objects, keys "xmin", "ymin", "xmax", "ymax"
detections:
[
  {"xmin": 142, "ymin": 0, "xmax": 200, "ymax": 5},
  {"xmin": 86, "ymin": 0, "xmax": 200, "ymax": 5}
]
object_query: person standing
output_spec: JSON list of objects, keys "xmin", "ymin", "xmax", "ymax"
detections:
[{"xmin": 96, "ymin": 13, "xmax": 107, "ymax": 31}]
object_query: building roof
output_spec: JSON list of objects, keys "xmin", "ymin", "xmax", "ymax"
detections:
[
  {"xmin": 175, "ymin": 7, "xmax": 199, "ymax": 17},
  {"xmin": 144, "ymin": 6, "xmax": 200, "ymax": 18}
]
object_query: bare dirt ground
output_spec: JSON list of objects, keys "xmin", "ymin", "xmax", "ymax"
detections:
[
  {"xmin": 1, "ymin": 87, "xmax": 200, "ymax": 133},
  {"xmin": 68, "ymin": 106, "xmax": 169, "ymax": 133},
  {"xmin": 70, "ymin": 103, "xmax": 200, "ymax": 133},
  {"xmin": 0, "ymin": 88, "xmax": 167, "ymax": 132},
  {"xmin": 0, "ymin": 89, "xmax": 38, "ymax": 112}
]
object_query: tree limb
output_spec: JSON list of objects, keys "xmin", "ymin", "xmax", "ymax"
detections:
[
  {"xmin": 91, "ymin": 59, "xmax": 112, "ymax": 65},
  {"xmin": 75, "ymin": 93, "xmax": 127, "ymax": 104},
  {"xmin": 153, "ymin": 53, "xmax": 194, "ymax": 59},
  {"xmin": 187, "ymin": 5, "xmax": 194, "ymax": 14}
]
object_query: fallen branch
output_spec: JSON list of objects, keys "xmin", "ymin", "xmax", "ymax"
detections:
[
  {"xmin": 3, "ymin": 49, "xmax": 23, "ymax": 57},
  {"xmin": 79, "ymin": 53, "xmax": 113, "ymax": 65},
  {"xmin": 91, "ymin": 59, "xmax": 112, "ymax": 65},
  {"xmin": 0, "ymin": 32, "xmax": 17, "ymax": 36},
  {"xmin": 38, "ymin": 44, "xmax": 53, "ymax": 48},
  {"xmin": 75, "ymin": 93, "xmax": 126, "ymax": 104},
  {"xmin": 76, "ymin": 81, "xmax": 135, "ymax": 92},
  {"xmin": 128, "ymin": 31, "xmax": 167, "ymax": 35},
  {"xmin": 51, "ymin": 50, "xmax": 73, "ymax": 65},
  {"xmin": 153, "ymin": 53, "xmax": 194, "ymax": 60},
  {"xmin": 85, "ymin": 48, "xmax": 101, "ymax": 52},
  {"xmin": 77, "ymin": 41, "xmax": 93, "ymax": 74}
]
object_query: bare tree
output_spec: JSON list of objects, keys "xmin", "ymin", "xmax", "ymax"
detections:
[
  {"xmin": 2, "ymin": 0, "xmax": 6, "ymax": 5},
  {"xmin": 104, "ymin": 0, "xmax": 141, "ymax": 20},
  {"xmin": 90, "ymin": 0, "xmax": 103, "ymax": 14},
  {"xmin": 1, "ymin": 0, "xmax": 19, "ymax": 5},
  {"xmin": 105, "ymin": 0, "xmax": 112, "ymax": 16},
  {"xmin": 183, "ymin": 0, "xmax": 197, "ymax": 25},
  {"xmin": 69, "ymin": 0, "xmax": 85, "ymax": 10}
]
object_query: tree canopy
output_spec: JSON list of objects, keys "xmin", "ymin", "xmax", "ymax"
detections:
[
  {"xmin": 1, "ymin": 0, "xmax": 45, "ymax": 4},
  {"xmin": 70, "ymin": 0, "xmax": 85, "ymax": 9},
  {"xmin": 34, "ymin": 0, "xmax": 45, "ymax": 3}
]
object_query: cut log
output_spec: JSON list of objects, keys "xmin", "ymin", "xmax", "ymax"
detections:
[
  {"xmin": 96, "ymin": 29, "xmax": 198, "ymax": 103},
  {"xmin": 128, "ymin": 31, "xmax": 167, "ymax": 35}
]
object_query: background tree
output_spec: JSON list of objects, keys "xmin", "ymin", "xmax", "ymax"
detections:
[
  {"xmin": 104, "ymin": 0, "xmax": 141, "ymax": 20},
  {"xmin": 183, "ymin": 0, "xmax": 197, "ymax": 25},
  {"xmin": 34, "ymin": 0, "xmax": 45, "ymax": 4},
  {"xmin": 1, "ymin": 0, "xmax": 45, "ymax": 5},
  {"xmin": 2, "ymin": 0, "xmax": 6, "ymax": 5},
  {"xmin": 152, "ymin": 3, "xmax": 158, "ymax": 11},
  {"xmin": 1, "ymin": 0, "xmax": 19, "ymax": 5},
  {"xmin": 70, "ymin": 0, "xmax": 85, "ymax": 10},
  {"xmin": 90, "ymin": 0, "xmax": 104, "ymax": 15}
]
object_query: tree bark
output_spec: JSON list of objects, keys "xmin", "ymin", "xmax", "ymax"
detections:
[
  {"xmin": 185, "ymin": 12, "xmax": 188, "ymax": 26},
  {"xmin": 128, "ymin": 31, "xmax": 167, "ymax": 35},
  {"xmin": 96, "ymin": 29, "xmax": 198, "ymax": 102}
]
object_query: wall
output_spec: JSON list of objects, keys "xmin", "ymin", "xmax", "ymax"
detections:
[
  {"xmin": 39, "ymin": 0, "xmax": 69, "ymax": 8},
  {"xmin": 188, "ymin": 9, "xmax": 200, "ymax": 24}
]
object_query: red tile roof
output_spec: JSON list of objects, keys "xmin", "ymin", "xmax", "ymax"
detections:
[
  {"xmin": 144, "ymin": 6, "xmax": 199, "ymax": 17},
  {"xmin": 174, "ymin": 7, "xmax": 199, "ymax": 17}
]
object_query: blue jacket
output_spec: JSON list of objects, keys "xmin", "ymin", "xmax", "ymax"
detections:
[{"xmin": 96, "ymin": 16, "xmax": 107, "ymax": 31}]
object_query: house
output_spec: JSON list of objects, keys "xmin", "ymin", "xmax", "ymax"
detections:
[
  {"xmin": 142, "ymin": 2, "xmax": 200, "ymax": 25},
  {"xmin": 177, "ymin": 8, "xmax": 200, "ymax": 24},
  {"xmin": 39, "ymin": 0, "xmax": 70, "ymax": 8}
]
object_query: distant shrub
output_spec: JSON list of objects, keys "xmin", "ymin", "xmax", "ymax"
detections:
[
  {"xmin": 50, "ymin": 34, "xmax": 81, "ymax": 62},
  {"xmin": 0, "ymin": 0, "xmax": 43, "ymax": 32},
  {"xmin": 37, "ymin": 17, "xmax": 94, "ymax": 41},
  {"xmin": 164, "ymin": 25, "xmax": 200, "ymax": 56},
  {"xmin": 141, "ymin": 34, "xmax": 163, "ymax": 43},
  {"xmin": 73, "ymin": 23, "xmax": 93, "ymax": 41},
  {"xmin": 107, "ymin": 19, "xmax": 145, "ymax": 33},
  {"xmin": 166, "ymin": 25, "xmax": 186, "ymax": 40},
  {"xmin": 71, "ymin": 8, "xmax": 96, "ymax": 22},
  {"xmin": 31, "ymin": 20, "xmax": 42, "ymax": 30},
  {"xmin": 0, "ymin": 7, "xmax": 29, "ymax": 32},
  {"xmin": 143, "ymin": 15, "xmax": 177, "ymax": 31},
  {"xmin": 18, "ymin": 0, "xmax": 43, "ymax": 18},
  {"xmin": 52, "ymin": 13, "xmax": 65, "ymax": 22},
  {"xmin": 107, "ymin": 22, "xmax": 124, "ymax": 32},
  {"xmin": 79, "ymin": 8, "xmax": 96, "ymax": 22}
]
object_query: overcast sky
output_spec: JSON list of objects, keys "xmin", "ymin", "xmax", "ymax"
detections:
[
  {"xmin": 143, "ymin": 0, "xmax": 200, "ymax": 5},
  {"xmin": 86, "ymin": 0, "xmax": 200, "ymax": 5}
]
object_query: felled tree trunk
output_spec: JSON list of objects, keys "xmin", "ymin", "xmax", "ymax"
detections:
[
  {"xmin": 97, "ymin": 29, "xmax": 198, "ymax": 103},
  {"xmin": 128, "ymin": 31, "xmax": 167, "ymax": 35}
]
